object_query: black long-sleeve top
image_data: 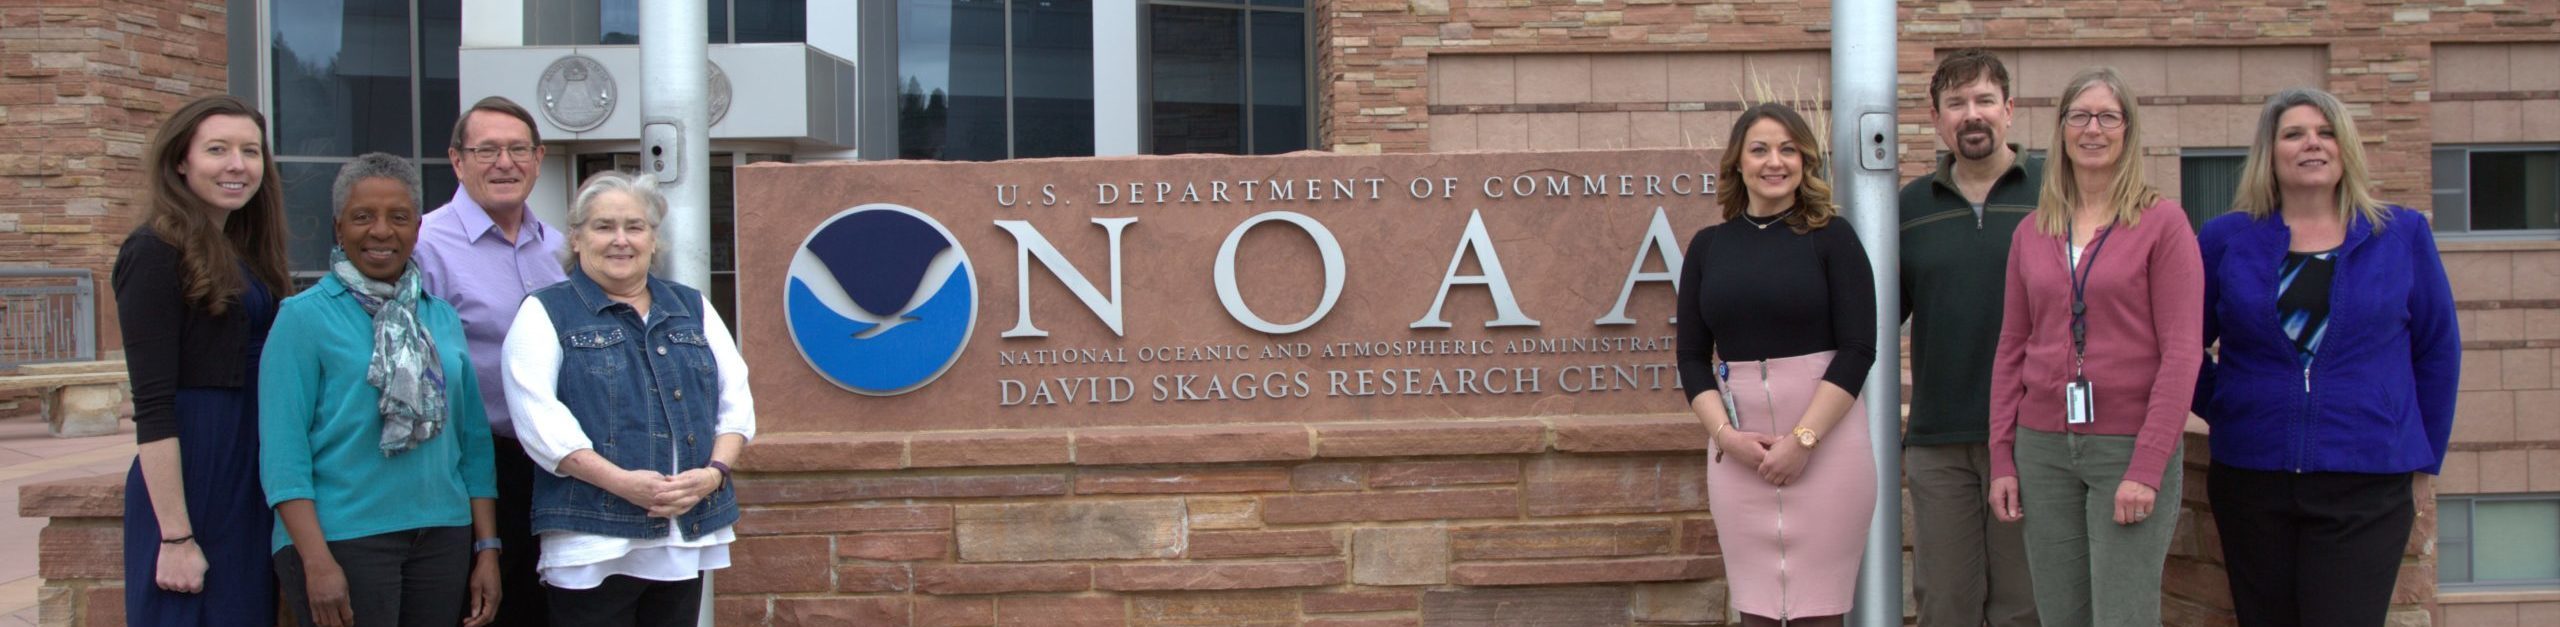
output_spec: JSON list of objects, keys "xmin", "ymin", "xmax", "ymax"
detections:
[
  {"xmin": 113, "ymin": 227, "xmax": 278, "ymax": 443},
  {"xmin": 1674, "ymin": 218, "xmax": 1880, "ymax": 401}
]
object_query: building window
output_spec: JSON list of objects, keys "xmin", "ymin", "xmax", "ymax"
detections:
[
  {"xmin": 593, "ymin": 0, "xmax": 804, "ymax": 45},
  {"xmin": 897, "ymin": 0, "xmax": 1095, "ymax": 161},
  {"xmin": 268, "ymin": 0, "xmax": 463, "ymax": 273},
  {"xmin": 2442, "ymin": 495, "xmax": 2560, "ymax": 590},
  {"xmin": 2434, "ymin": 145, "xmax": 2560, "ymax": 236},
  {"xmin": 1146, "ymin": 0, "xmax": 1306, "ymax": 155},
  {"xmin": 2180, "ymin": 150, "xmax": 2246, "ymax": 229}
]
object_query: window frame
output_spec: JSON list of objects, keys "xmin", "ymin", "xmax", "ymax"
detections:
[
  {"xmin": 892, "ymin": 0, "xmax": 1098, "ymax": 160},
  {"xmin": 1140, "ymin": 0, "xmax": 1315, "ymax": 155},
  {"xmin": 2440, "ymin": 493, "xmax": 2560, "ymax": 592},
  {"xmin": 2432, "ymin": 143, "xmax": 2560, "ymax": 242},
  {"xmin": 258, "ymin": 0, "xmax": 464, "ymax": 274}
]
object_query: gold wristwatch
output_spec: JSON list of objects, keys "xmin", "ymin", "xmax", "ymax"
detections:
[{"xmin": 1792, "ymin": 426, "xmax": 1821, "ymax": 449}]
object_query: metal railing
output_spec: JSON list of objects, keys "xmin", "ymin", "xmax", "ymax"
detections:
[{"xmin": 0, "ymin": 268, "xmax": 98, "ymax": 369}]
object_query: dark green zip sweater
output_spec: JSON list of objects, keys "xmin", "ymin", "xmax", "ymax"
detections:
[{"xmin": 1897, "ymin": 146, "xmax": 2043, "ymax": 446}]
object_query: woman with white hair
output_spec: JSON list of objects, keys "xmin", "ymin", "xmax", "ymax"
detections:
[{"xmin": 499, "ymin": 171, "xmax": 754, "ymax": 626}]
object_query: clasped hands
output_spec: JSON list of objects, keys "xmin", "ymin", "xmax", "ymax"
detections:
[
  {"xmin": 604, "ymin": 467, "xmax": 724, "ymax": 517},
  {"xmin": 1712, "ymin": 428, "xmax": 1812, "ymax": 487}
]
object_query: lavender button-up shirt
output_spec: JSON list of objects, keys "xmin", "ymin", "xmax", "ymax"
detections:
[{"xmin": 413, "ymin": 189, "xmax": 568, "ymax": 438}]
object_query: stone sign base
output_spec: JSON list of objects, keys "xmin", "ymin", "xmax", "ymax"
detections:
[{"xmin": 19, "ymin": 422, "xmax": 2441, "ymax": 625}]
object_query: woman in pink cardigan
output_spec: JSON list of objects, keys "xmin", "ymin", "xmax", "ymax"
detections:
[{"xmin": 1983, "ymin": 67, "xmax": 2204, "ymax": 627}]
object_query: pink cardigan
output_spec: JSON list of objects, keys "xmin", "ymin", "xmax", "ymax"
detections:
[{"xmin": 1988, "ymin": 198, "xmax": 2204, "ymax": 490}]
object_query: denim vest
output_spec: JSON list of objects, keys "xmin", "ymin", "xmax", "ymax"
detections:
[{"xmin": 528, "ymin": 270, "xmax": 737, "ymax": 540}]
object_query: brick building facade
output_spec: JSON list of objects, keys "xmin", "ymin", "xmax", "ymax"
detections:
[
  {"xmin": 0, "ymin": 0, "xmax": 231, "ymax": 351},
  {"xmin": 15, "ymin": 1, "xmax": 2560, "ymax": 626}
]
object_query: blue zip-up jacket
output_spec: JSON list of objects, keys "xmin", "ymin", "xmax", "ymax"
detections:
[{"xmin": 2194, "ymin": 206, "xmax": 2460, "ymax": 474}]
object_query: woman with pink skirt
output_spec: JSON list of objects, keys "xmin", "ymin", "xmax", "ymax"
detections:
[{"xmin": 1674, "ymin": 102, "xmax": 1880, "ymax": 627}]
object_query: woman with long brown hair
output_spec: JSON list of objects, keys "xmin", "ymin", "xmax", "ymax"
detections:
[
  {"xmin": 115, "ymin": 94, "xmax": 294, "ymax": 625},
  {"xmin": 1674, "ymin": 102, "xmax": 1879, "ymax": 626}
]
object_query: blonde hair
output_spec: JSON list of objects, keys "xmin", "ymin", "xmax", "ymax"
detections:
[
  {"xmin": 1715, "ymin": 102, "xmax": 1839, "ymax": 234},
  {"xmin": 2034, "ymin": 67, "xmax": 2160, "ymax": 236},
  {"xmin": 2230, "ymin": 87, "xmax": 2391, "ymax": 232}
]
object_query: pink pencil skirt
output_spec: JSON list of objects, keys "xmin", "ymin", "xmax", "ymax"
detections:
[{"xmin": 1707, "ymin": 350, "xmax": 1878, "ymax": 619}]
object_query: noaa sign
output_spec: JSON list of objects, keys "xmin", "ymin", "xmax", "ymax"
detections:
[
  {"xmin": 741, "ymin": 149, "xmax": 1725, "ymax": 433},
  {"xmin": 786, "ymin": 204, "xmax": 976, "ymax": 395}
]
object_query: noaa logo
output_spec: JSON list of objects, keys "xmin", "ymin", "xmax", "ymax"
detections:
[{"xmin": 786, "ymin": 204, "xmax": 977, "ymax": 396}]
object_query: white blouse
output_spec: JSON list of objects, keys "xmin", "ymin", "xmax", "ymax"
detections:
[{"xmin": 501, "ymin": 293, "xmax": 756, "ymax": 589}]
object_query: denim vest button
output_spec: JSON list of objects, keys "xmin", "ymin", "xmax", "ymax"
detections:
[
  {"xmin": 674, "ymin": 389, "xmax": 684, "ymax": 400},
  {"xmin": 658, "ymin": 345, "xmax": 668, "ymax": 356}
]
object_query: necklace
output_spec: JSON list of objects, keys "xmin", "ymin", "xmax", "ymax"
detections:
[{"xmin": 1742, "ymin": 210, "xmax": 1790, "ymax": 230}]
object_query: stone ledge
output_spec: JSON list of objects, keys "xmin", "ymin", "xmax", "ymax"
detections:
[
  {"xmin": 737, "ymin": 433, "xmax": 905, "ymax": 472},
  {"xmin": 910, "ymin": 431, "xmax": 1073, "ymax": 468},
  {"xmin": 737, "ymin": 473, "xmax": 1070, "ymax": 505},
  {"xmin": 729, "ymin": 416, "xmax": 1706, "ymax": 473},
  {"xmin": 18, "ymin": 474, "xmax": 119, "ymax": 518},
  {"xmin": 1076, "ymin": 426, "xmax": 1313, "ymax": 465},
  {"xmin": 1548, "ymin": 415, "xmax": 1710, "ymax": 453},
  {"xmin": 1313, "ymin": 420, "xmax": 1547, "ymax": 457}
]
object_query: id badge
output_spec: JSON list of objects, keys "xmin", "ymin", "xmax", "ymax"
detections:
[
  {"xmin": 1714, "ymin": 362, "xmax": 1742, "ymax": 428},
  {"xmin": 2064, "ymin": 377, "xmax": 2095, "ymax": 425}
]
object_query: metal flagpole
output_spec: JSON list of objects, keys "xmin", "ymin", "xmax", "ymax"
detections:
[
  {"xmin": 1830, "ymin": 1, "xmax": 1906, "ymax": 625},
  {"xmin": 642, "ymin": 0, "xmax": 713, "ymax": 292},
  {"xmin": 639, "ymin": 1, "xmax": 712, "ymax": 622}
]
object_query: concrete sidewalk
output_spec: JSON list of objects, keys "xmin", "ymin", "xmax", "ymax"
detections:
[{"xmin": 0, "ymin": 414, "xmax": 137, "ymax": 626}]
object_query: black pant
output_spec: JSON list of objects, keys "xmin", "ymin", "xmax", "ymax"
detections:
[
  {"xmin": 2209, "ymin": 463, "xmax": 2415, "ymax": 627},
  {"xmin": 274, "ymin": 525, "xmax": 471, "ymax": 627},
  {"xmin": 490, "ymin": 435, "xmax": 549, "ymax": 627},
  {"xmin": 547, "ymin": 575, "xmax": 703, "ymax": 627}
]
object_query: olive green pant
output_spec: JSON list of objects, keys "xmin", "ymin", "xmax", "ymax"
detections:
[{"xmin": 2013, "ymin": 427, "xmax": 2183, "ymax": 627}]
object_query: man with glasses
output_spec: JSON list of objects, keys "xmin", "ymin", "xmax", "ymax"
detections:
[
  {"xmin": 412, "ymin": 96, "xmax": 566, "ymax": 626},
  {"xmin": 1897, "ymin": 49, "xmax": 2042, "ymax": 627}
]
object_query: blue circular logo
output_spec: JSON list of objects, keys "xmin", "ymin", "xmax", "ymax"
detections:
[{"xmin": 786, "ymin": 204, "xmax": 976, "ymax": 396}]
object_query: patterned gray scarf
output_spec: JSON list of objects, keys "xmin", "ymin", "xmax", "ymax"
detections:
[{"xmin": 330, "ymin": 248, "xmax": 448, "ymax": 455}]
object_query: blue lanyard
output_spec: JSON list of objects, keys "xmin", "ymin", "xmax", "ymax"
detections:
[{"xmin": 2066, "ymin": 214, "xmax": 2116, "ymax": 377}]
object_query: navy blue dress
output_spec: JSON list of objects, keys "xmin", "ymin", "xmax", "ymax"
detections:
[{"xmin": 123, "ymin": 273, "xmax": 277, "ymax": 626}]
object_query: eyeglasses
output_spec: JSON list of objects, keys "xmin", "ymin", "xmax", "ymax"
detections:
[
  {"xmin": 459, "ymin": 144, "xmax": 537, "ymax": 164},
  {"xmin": 2063, "ymin": 111, "xmax": 2126, "ymax": 130}
]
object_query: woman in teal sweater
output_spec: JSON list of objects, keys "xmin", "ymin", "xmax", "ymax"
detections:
[{"xmin": 260, "ymin": 153, "xmax": 501, "ymax": 627}]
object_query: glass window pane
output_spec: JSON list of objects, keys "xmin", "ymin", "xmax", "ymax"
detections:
[
  {"xmin": 272, "ymin": 0, "xmax": 415, "ymax": 157},
  {"xmin": 899, "ymin": 0, "xmax": 1010, "ymax": 161},
  {"xmin": 1248, "ymin": 10, "xmax": 1305, "ymax": 154},
  {"xmin": 600, "ymin": 0, "xmax": 638, "ymax": 44},
  {"xmin": 279, "ymin": 162, "xmax": 346, "ymax": 273},
  {"xmin": 736, "ymin": 0, "xmax": 806, "ymax": 43},
  {"xmin": 2470, "ymin": 150, "xmax": 2560, "ymax": 231},
  {"xmin": 1013, "ymin": 0, "xmax": 1094, "ymax": 158},
  {"xmin": 422, "ymin": 162, "xmax": 459, "ymax": 211},
  {"xmin": 2180, "ymin": 155, "xmax": 2244, "ymax": 229},
  {"xmin": 2475, "ymin": 499, "xmax": 2560, "ymax": 582},
  {"xmin": 710, "ymin": 0, "xmax": 730, "ymax": 43},
  {"xmin": 710, "ymin": 158, "xmax": 734, "ymax": 272},
  {"xmin": 421, "ymin": 0, "xmax": 461, "ymax": 154},
  {"xmin": 2433, "ymin": 148, "xmax": 2470, "ymax": 233},
  {"xmin": 1150, "ymin": 5, "xmax": 1244, "ymax": 155},
  {"xmin": 2440, "ymin": 498, "xmax": 2473, "ymax": 584},
  {"xmin": 597, "ymin": 0, "xmax": 724, "ymax": 44}
]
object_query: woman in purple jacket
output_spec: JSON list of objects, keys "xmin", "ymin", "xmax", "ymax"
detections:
[{"xmin": 2195, "ymin": 86, "xmax": 2461, "ymax": 627}]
